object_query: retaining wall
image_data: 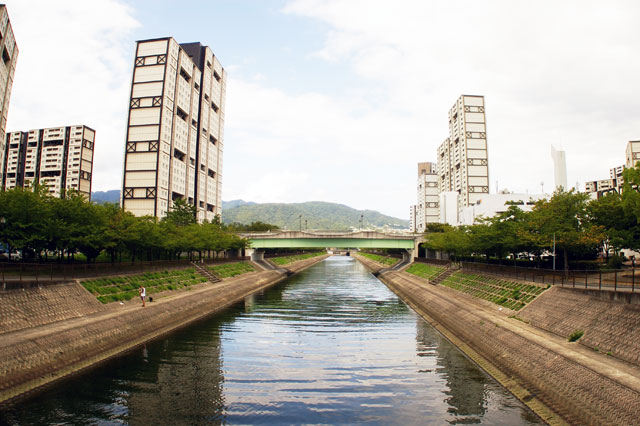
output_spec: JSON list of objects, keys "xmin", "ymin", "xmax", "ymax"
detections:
[
  {"xmin": 0, "ymin": 282, "xmax": 107, "ymax": 333},
  {"xmin": 358, "ymin": 257, "xmax": 640, "ymax": 426},
  {"xmin": 0, "ymin": 255, "xmax": 329, "ymax": 405},
  {"xmin": 519, "ymin": 286, "xmax": 640, "ymax": 366}
]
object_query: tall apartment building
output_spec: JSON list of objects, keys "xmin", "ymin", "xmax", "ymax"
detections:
[
  {"xmin": 0, "ymin": 5, "xmax": 18, "ymax": 191},
  {"xmin": 437, "ymin": 95, "xmax": 489, "ymax": 210},
  {"xmin": 122, "ymin": 37, "xmax": 226, "ymax": 222},
  {"xmin": 415, "ymin": 162, "xmax": 439, "ymax": 232},
  {"xmin": 2, "ymin": 125, "xmax": 95, "ymax": 198}
]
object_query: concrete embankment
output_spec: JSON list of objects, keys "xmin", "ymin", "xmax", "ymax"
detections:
[
  {"xmin": 353, "ymin": 254, "xmax": 640, "ymax": 426},
  {"xmin": 0, "ymin": 255, "xmax": 329, "ymax": 405}
]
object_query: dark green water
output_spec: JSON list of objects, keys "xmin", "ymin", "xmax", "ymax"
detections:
[{"xmin": 0, "ymin": 256, "xmax": 542, "ymax": 425}]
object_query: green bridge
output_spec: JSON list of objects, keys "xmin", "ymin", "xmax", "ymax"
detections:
[{"xmin": 240, "ymin": 231, "xmax": 420, "ymax": 263}]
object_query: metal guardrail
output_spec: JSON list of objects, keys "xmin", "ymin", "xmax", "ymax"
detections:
[{"xmin": 416, "ymin": 258, "xmax": 638, "ymax": 293}]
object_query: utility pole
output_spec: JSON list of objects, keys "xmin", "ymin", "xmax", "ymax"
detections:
[
  {"xmin": 553, "ymin": 233, "xmax": 556, "ymax": 271},
  {"xmin": 305, "ymin": 219, "xmax": 308, "ymax": 231},
  {"xmin": 360, "ymin": 214, "xmax": 363, "ymax": 231},
  {"xmin": 299, "ymin": 215, "xmax": 302, "ymax": 232}
]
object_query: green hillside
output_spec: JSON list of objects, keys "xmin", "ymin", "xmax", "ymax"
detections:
[{"xmin": 222, "ymin": 201, "xmax": 408, "ymax": 231}]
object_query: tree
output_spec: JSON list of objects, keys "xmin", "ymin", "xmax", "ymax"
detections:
[
  {"xmin": 165, "ymin": 198, "xmax": 197, "ymax": 227},
  {"xmin": 529, "ymin": 189, "xmax": 604, "ymax": 274}
]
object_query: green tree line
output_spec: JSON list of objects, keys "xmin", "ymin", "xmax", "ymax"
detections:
[
  {"xmin": 0, "ymin": 185, "xmax": 249, "ymax": 263},
  {"xmin": 423, "ymin": 166, "xmax": 640, "ymax": 273}
]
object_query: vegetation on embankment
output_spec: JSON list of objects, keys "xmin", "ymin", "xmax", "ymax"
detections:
[
  {"xmin": 440, "ymin": 272, "xmax": 546, "ymax": 311},
  {"xmin": 207, "ymin": 261, "xmax": 255, "ymax": 278},
  {"xmin": 358, "ymin": 252, "xmax": 398, "ymax": 266},
  {"xmin": 82, "ymin": 268, "xmax": 207, "ymax": 303},
  {"xmin": 271, "ymin": 252, "xmax": 326, "ymax": 265},
  {"xmin": 405, "ymin": 263, "xmax": 444, "ymax": 280}
]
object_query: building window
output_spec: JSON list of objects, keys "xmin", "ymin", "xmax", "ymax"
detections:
[
  {"xmin": 179, "ymin": 67, "xmax": 191, "ymax": 83},
  {"xmin": 176, "ymin": 107, "xmax": 187, "ymax": 121},
  {"xmin": 213, "ymin": 71, "xmax": 221, "ymax": 82}
]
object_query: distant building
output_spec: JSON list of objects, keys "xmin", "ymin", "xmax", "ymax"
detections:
[
  {"xmin": 409, "ymin": 205, "xmax": 416, "ymax": 232},
  {"xmin": 550, "ymin": 145, "xmax": 567, "ymax": 191},
  {"xmin": 585, "ymin": 141, "xmax": 640, "ymax": 199},
  {"xmin": 415, "ymin": 162, "xmax": 439, "ymax": 232},
  {"xmin": 437, "ymin": 95, "xmax": 489, "ymax": 211},
  {"xmin": 122, "ymin": 37, "xmax": 226, "ymax": 222},
  {"xmin": 2, "ymin": 125, "xmax": 95, "ymax": 199},
  {"xmin": 626, "ymin": 141, "xmax": 640, "ymax": 169},
  {"xmin": 0, "ymin": 5, "xmax": 18, "ymax": 192}
]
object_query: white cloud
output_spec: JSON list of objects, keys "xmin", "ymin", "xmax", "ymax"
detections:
[
  {"xmin": 281, "ymin": 0, "xmax": 640, "ymax": 207},
  {"xmin": 5, "ymin": 0, "xmax": 139, "ymax": 191}
]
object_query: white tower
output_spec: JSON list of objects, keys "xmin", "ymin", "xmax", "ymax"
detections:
[{"xmin": 551, "ymin": 146, "xmax": 567, "ymax": 191}]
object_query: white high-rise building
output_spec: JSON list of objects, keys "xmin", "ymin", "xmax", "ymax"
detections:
[
  {"xmin": 437, "ymin": 95, "xmax": 489, "ymax": 211},
  {"xmin": 2, "ymin": 125, "xmax": 95, "ymax": 198},
  {"xmin": 415, "ymin": 162, "xmax": 439, "ymax": 232},
  {"xmin": 0, "ymin": 5, "xmax": 18, "ymax": 191},
  {"xmin": 550, "ymin": 145, "xmax": 567, "ymax": 191},
  {"xmin": 122, "ymin": 37, "xmax": 226, "ymax": 222}
]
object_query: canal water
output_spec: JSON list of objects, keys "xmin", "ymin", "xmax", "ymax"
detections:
[{"xmin": 0, "ymin": 256, "xmax": 542, "ymax": 425}]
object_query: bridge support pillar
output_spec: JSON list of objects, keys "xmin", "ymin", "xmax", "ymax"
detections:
[
  {"xmin": 247, "ymin": 249, "xmax": 265, "ymax": 262},
  {"xmin": 402, "ymin": 249, "xmax": 414, "ymax": 264}
]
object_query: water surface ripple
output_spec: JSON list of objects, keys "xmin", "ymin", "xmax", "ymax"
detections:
[{"xmin": 0, "ymin": 256, "xmax": 543, "ymax": 425}]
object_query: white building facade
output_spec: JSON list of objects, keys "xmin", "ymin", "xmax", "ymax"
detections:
[
  {"xmin": 0, "ymin": 5, "xmax": 18, "ymax": 192},
  {"xmin": 122, "ymin": 38, "xmax": 226, "ymax": 222},
  {"xmin": 415, "ymin": 162, "xmax": 439, "ymax": 232},
  {"xmin": 2, "ymin": 125, "xmax": 95, "ymax": 198},
  {"xmin": 437, "ymin": 95, "xmax": 489, "ymax": 211},
  {"xmin": 459, "ymin": 193, "xmax": 546, "ymax": 226}
]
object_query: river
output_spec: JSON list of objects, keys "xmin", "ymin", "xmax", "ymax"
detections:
[{"xmin": 0, "ymin": 256, "xmax": 542, "ymax": 425}]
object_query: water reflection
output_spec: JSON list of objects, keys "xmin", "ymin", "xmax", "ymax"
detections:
[{"xmin": 0, "ymin": 256, "xmax": 541, "ymax": 425}]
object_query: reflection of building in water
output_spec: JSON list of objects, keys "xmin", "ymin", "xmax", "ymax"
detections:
[
  {"xmin": 415, "ymin": 318, "xmax": 488, "ymax": 418},
  {"xmin": 126, "ymin": 322, "xmax": 226, "ymax": 424}
]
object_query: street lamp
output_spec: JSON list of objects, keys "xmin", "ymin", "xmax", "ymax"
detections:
[
  {"xmin": 299, "ymin": 215, "xmax": 302, "ymax": 232},
  {"xmin": 305, "ymin": 219, "xmax": 308, "ymax": 231},
  {"xmin": 360, "ymin": 214, "xmax": 363, "ymax": 231}
]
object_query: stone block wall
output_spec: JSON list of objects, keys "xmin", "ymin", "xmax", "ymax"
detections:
[
  {"xmin": 519, "ymin": 287, "xmax": 640, "ymax": 365},
  {"xmin": 0, "ymin": 282, "xmax": 106, "ymax": 334}
]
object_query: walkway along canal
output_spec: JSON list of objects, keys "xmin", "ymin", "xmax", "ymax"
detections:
[{"xmin": 0, "ymin": 256, "xmax": 541, "ymax": 425}]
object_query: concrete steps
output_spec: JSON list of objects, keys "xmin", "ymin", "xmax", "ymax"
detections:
[
  {"xmin": 191, "ymin": 262, "xmax": 222, "ymax": 283},
  {"xmin": 429, "ymin": 265, "xmax": 458, "ymax": 285}
]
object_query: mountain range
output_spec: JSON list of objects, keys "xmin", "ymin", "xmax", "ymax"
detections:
[
  {"xmin": 91, "ymin": 192, "xmax": 408, "ymax": 230},
  {"xmin": 222, "ymin": 200, "xmax": 407, "ymax": 231}
]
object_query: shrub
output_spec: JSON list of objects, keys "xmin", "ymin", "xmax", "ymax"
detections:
[{"xmin": 568, "ymin": 330, "xmax": 584, "ymax": 342}]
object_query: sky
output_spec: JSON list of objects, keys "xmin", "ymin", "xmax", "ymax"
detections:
[{"xmin": 4, "ymin": 0, "xmax": 640, "ymax": 219}]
